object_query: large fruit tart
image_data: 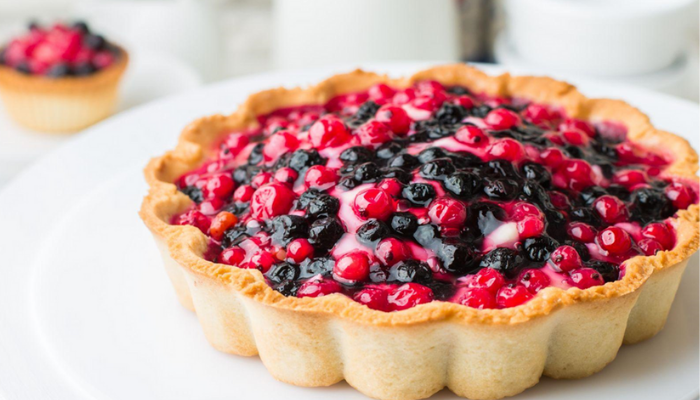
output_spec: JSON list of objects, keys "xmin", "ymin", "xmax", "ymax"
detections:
[{"xmin": 140, "ymin": 65, "xmax": 698, "ymax": 400}]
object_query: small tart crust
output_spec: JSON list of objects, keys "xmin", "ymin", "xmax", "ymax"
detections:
[
  {"xmin": 0, "ymin": 48, "xmax": 128, "ymax": 132},
  {"xmin": 140, "ymin": 65, "xmax": 699, "ymax": 400}
]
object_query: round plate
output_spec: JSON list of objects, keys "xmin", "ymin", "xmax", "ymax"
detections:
[{"xmin": 0, "ymin": 63, "xmax": 697, "ymax": 400}]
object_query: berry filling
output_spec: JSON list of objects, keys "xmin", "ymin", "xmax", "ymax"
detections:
[
  {"xmin": 171, "ymin": 80, "xmax": 698, "ymax": 311},
  {"xmin": 0, "ymin": 21, "xmax": 121, "ymax": 77}
]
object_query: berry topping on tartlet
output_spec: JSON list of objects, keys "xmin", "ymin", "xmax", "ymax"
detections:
[
  {"xmin": 0, "ymin": 21, "xmax": 121, "ymax": 77},
  {"xmin": 170, "ymin": 79, "xmax": 697, "ymax": 312}
]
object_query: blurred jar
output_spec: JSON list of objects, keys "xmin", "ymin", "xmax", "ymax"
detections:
[{"xmin": 272, "ymin": 0, "xmax": 460, "ymax": 69}]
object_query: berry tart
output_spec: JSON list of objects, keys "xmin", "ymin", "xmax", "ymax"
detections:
[
  {"xmin": 140, "ymin": 65, "xmax": 699, "ymax": 400},
  {"xmin": 0, "ymin": 21, "xmax": 127, "ymax": 132}
]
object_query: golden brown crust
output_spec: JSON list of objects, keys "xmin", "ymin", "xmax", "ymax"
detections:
[{"xmin": 139, "ymin": 64, "xmax": 699, "ymax": 399}]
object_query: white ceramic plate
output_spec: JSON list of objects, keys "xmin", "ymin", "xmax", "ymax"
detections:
[{"xmin": 0, "ymin": 63, "xmax": 697, "ymax": 400}]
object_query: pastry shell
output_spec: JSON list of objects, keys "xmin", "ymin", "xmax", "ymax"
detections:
[
  {"xmin": 139, "ymin": 65, "xmax": 699, "ymax": 400},
  {"xmin": 0, "ymin": 48, "xmax": 128, "ymax": 133}
]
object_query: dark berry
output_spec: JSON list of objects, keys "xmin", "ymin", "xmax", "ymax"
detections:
[
  {"xmin": 390, "ymin": 212, "xmax": 419, "ymax": 237},
  {"xmin": 468, "ymin": 104, "xmax": 493, "ymax": 118},
  {"xmin": 221, "ymin": 225, "xmax": 250, "ymax": 248},
  {"xmin": 270, "ymin": 215, "xmax": 307, "ymax": 246},
  {"xmin": 376, "ymin": 142, "xmax": 404, "ymax": 159},
  {"xmin": 523, "ymin": 236, "xmax": 559, "ymax": 262},
  {"xmin": 586, "ymin": 260, "xmax": 620, "ymax": 283},
  {"xmin": 521, "ymin": 163, "xmax": 552, "ymax": 187},
  {"xmin": 579, "ymin": 186, "xmax": 608, "ymax": 206},
  {"xmin": 387, "ymin": 153, "xmax": 420, "ymax": 170},
  {"xmin": 298, "ymin": 257, "xmax": 335, "ymax": 279},
  {"xmin": 353, "ymin": 101, "xmax": 380, "ymax": 123},
  {"xmin": 414, "ymin": 224, "xmax": 440, "ymax": 247},
  {"xmin": 274, "ymin": 280, "xmax": 301, "ymax": 297},
  {"xmin": 180, "ymin": 186, "xmax": 204, "ymax": 203},
  {"xmin": 442, "ymin": 172, "xmax": 481, "ymax": 200},
  {"xmin": 402, "ymin": 183, "xmax": 436, "ymax": 206},
  {"xmin": 486, "ymin": 159, "xmax": 519, "ymax": 178},
  {"xmin": 232, "ymin": 165, "xmax": 261, "ymax": 185},
  {"xmin": 15, "ymin": 62, "xmax": 31, "ymax": 74},
  {"xmin": 436, "ymin": 239, "xmax": 479, "ymax": 275},
  {"xmin": 337, "ymin": 176, "xmax": 360, "ymax": 190},
  {"xmin": 417, "ymin": 147, "xmax": 447, "ymax": 163},
  {"xmin": 84, "ymin": 34, "xmax": 106, "ymax": 50},
  {"xmin": 340, "ymin": 146, "xmax": 373, "ymax": 165},
  {"xmin": 630, "ymin": 187, "xmax": 674, "ymax": 223},
  {"xmin": 435, "ymin": 103, "xmax": 467, "ymax": 125},
  {"xmin": 483, "ymin": 178, "xmax": 519, "ymax": 200},
  {"xmin": 71, "ymin": 63, "xmax": 96, "ymax": 76},
  {"xmin": 467, "ymin": 202, "xmax": 506, "ymax": 236},
  {"xmin": 446, "ymin": 86, "xmax": 470, "ymax": 95},
  {"xmin": 569, "ymin": 207, "xmax": 600, "ymax": 225},
  {"xmin": 387, "ymin": 260, "xmax": 432, "ymax": 284},
  {"xmin": 306, "ymin": 194, "xmax": 340, "ymax": 219},
  {"xmin": 46, "ymin": 63, "xmax": 71, "ymax": 77},
  {"xmin": 356, "ymin": 219, "xmax": 390, "ymax": 244},
  {"xmin": 72, "ymin": 21, "xmax": 90, "ymax": 33},
  {"xmin": 479, "ymin": 248, "xmax": 524, "ymax": 278},
  {"xmin": 265, "ymin": 262, "xmax": 299, "ymax": 284},
  {"xmin": 296, "ymin": 189, "xmax": 322, "ymax": 210},
  {"xmin": 288, "ymin": 149, "xmax": 326, "ymax": 171},
  {"xmin": 353, "ymin": 162, "xmax": 381, "ymax": 182},
  {"xmin": 308, "ymin": 217, "xmax": 344, "ymax": 252},
  {"xmin": 419, "ymin": 158, "xmax": 456, "ymax": 181},
  {"xmin": 382, "ymin": 168, "xmax": 412, "ymax": 184}
]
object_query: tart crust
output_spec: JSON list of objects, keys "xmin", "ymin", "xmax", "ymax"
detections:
[
  {"xmin": 140, "ymin": 64, "xmax": 699, "ymax": 400},
  {"xmin": 0, "ymin": 48, "xmax": 128, "ymax": 133}
]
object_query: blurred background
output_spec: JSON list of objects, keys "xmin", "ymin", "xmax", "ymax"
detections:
[{"xmin": 0, "ymin": 0, "xmax": 698, "ymax": 186}]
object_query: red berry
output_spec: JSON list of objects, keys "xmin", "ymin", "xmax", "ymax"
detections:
[
  {"xmin": 549, "ymin": 245, "xmax": 583, "ymax": 272},
  {"xmin": 455, "ymin": 125, "xmax": 489, "ymax": 147},
  {"xmin": 375, "ymin": 238, "xmax": 410, "ymax": 266},
  {"xmin": 665, "ymin": 182, "xmax": 695, "ymax": 209},
  {"xmin": 597, "ymin": 227, "xmax": 632, "ymax": 254},
  {"xmin": 453, "ymin": 95, "xmax": 475, "ymax": 109},
  {"xmin": 304, "ymin": 165, "xmax": 337, "ymax": 190},
  {"xmin": 199, "ymin": 198, "xmax": 225, "ymax": 215},
  {"xmin": 517, "ymin": 216, "xmax": 545, "ymax": 238},
  {"xmin": 209, "ymin": 212, "xmax": 238, "ymax": 240},
  {"xmin": 496, "ymin": 285, "xmax": 533, "ymax": 308},
  {"xmin": 392, "ymin": 88, "xmax": 417, "ymax": 105},
  {"xmin": 354, "ymin": 188, "xmax": 392, "ymax": 220},
  {"xmin": 517, "ymin": 269, "xmax": 551, "ymax": 294},
  {"xmin": 549, "ymin": 191, "xmax": 571, "ymax": 209},
  {"xmin": 567, "ymin": 222, "xmax": 597, "ymax": 242},
  {"xmin": 612, "ymin": 170, "xmax": 647, "ymax": 187},
  {"xmin": 224, "ymin": 133, "xmax": 250, "ymax": 155},
  {"xmin": 377, "ymin": 178, "xmax": 403, "ymax": 197},
  {"xmin": 459, "ymin": 287, "xmax": 497, "ymax": 309},
  {"xmin": 356, "ymin": 120, "xmax": 393, "ymax": 147},
  {"xmin": 274, "ymin": 167, "xmax": 298, "ymax": 186},
  {"xmin": 485, "ymin": 108, "xmax": 521, "ymax": 130},
  {"xmin": 559, "ymin": 118, "xmax": 595, "ymax": 138},
  {"xmin": 387, "ymin": 283, "xmax": 434, "ymax": 311},
  {"xmin": 297, "ymin": 278, "xmax": 342, "ymax": 298},
  {"xmin": 263, "ymin": 131, "xmax": 299, "ymax": 161},
  {"xmin": 251, "ymin": 172, "xmax": 273, "ymax": 189},
  {"xmin": 415, "ymin": 80, "xmax": 445, "ymax": 97},
  {"xmin": 428, "ymin": 197, "xmax": 467, "ymax": 228},
  {"xmin": 233, "ymin": 185, "xmax": 255, "ymax": 202},
  {"xmin": 511, "ymin": 202, "xmax": 544, "ymax": 220},
  {"xmin": 638, "ymin": 239, "xmax": 664, "ymax": 256},
  {"xmin": 353, "ymin": 287, "xmax": 389, "ymax": 311},
  {"xmin": 201, "ymin": 173, "xmax": 235, "ymax": 200},
  {"xmin": 641, "ymin": 223, "xmax": 674, "ymax": 250},
  {"xmin": 175, "ymin": 209, "xmax": 211, "ymax": 233},
  {"xmin": 250, "ymin": 183, "xmax": 295, "ymax": 219},
  {"xmin": 569, "ymin": 268, "xmax": 605, "ymax": 289},
  {"xmin": 333, "ymin": 252, "xmax": 371, "ymax": 282},
  {"xmin": 219, "ymin": 247, "xmax": 246, "ymax": 266},
  {"xmin": 486, "ymin": 138, "xmax": 524, "ymax": 162},
  {"xmin": 562, "ymin": 129, "xmax": 589, "ymax": 146},
  {"xmin": 249, "ymin": 251, "xmax": 276, "ymax": 273},
  {"xmin": 410, "ymin": 96, "xmax": 441, "ymax": 113},
  {"xmin": 523, "ymin": 104, "xmax": 553, "ymax": 126},
  {"xmin": 92, "ymin": 50, "xmax": 115, "ymax": 69},
  {"xmin": 540, "ymin": 147, "xmax": 565, "ymax": 168},
  {"xmin": 309, "ymin": 115, "xmax": 351, "ymax": 148},
  {"xmin": 286, "ymin": 238, "xmax": 314, "ymax": 263},
  {"xmin": 593, "ymin": 195, "xmax": 627, "ymax": 224},
  {"xmin": 368, "ymin": 83, "xmax": 395, "ymax": 104},
  {"xmin": 468, "ymin": 268, "xmax": 505, "ymax": 293},
  {"xmin": 560, "ymin": 159, "xmax": 594, "ymax": 190},
  {"xmin": 375, "ymin": 105, "xmax": 411, "ymax": 134}
]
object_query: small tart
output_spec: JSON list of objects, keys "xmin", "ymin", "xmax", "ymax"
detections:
[{"xmin": 140, "ymin": 65, "xmax": 699, "ymax": 400}]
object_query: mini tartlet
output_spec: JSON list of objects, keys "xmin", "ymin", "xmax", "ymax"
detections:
[
  {"xmin": 0, "ymin": 21, "xmax": 127, "ymax": 133},
  {"xmin": 140, "ymin": 65, "xmax": 699, "ymax": 400}
]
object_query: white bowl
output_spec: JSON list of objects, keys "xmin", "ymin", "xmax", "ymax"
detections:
[{"xmin": 503, "ymin": 0, "xmax": 697, "ymax": 76}]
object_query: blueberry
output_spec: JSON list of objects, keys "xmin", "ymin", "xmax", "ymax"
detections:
[
  {"xmin": 382, "ymin": 168, "xmax": 412, "ymax": 184},
  {"xmin": 446, "ymin": 86, "xmax": 470, "ymax": 95},
  {"xmin": 591, "ymin": 141, "xmax": 619, "ymax": 161},
  {"xmin": 569, "ymin": 207, "xmax": 600, "ymax": 225},
  {"xmin": 606, "ymin": 184, "xmax": 631, "ymax": 201},
  {"xmin": 417, "ymin": 147, "xmax": 447, "ymax": 163},
  {"xmin": 274, "ymin": 281, "xmax": 300, "ymax": 296},
  {"xmin": 84, "ymin": 34, "xmax": 106, "ymax": 50},
  {"xmin": 521, "ymin": 163, "xmax": 551, "ymax": 187},
  {"xmin": 586, "ymin": 260, "xmax": 620, "ymax": 283},
  {"xmin": 435, "ymin": 103, "xmax": 467, "ymax": 125},
  {"xmin": 419, "ymin": 158, "xmax": 455, "ymax": 181},
  {"xmin": 340, "ymin": 146, "xmax": 373, "ymax": 165},
  {"xmin": 436, "ymin": 239, "xmax": 479, "ymax": 275},
  {"xmin": 353, "ymin": 162, "xmax": 381, "ymax": 182},
  {"xmin": 467, "ymin": 202, "xmax": 506, "ymax": 237},
  {"xmin": 564, "ymin": 146, "xmax": 584, "ymax": 159},
  {"xmin": 27, "ymin": 20, "xmax": 41, "ymax": 31},
  {"xmin": 520, "ymin": 182, "xmax": 552, "ymax": 208},
  {"xmin": 387, "ymin": 153, "xmax": 419, "ymax": 170},
  {"xmin": 479, "ymin": 248, "xmax": 524, "ymax": 277},
  {"xmin": 337, "ymin": 176, "xmax": 360, "ymax": 190},
  {"xmin": 449, "ymin": 152, "xmax": 484, "ymax": 169},
  {"xmin": 46, "ymin": 63, "xmax": 71, "ymax": 77},
  {"xmin": 522, "ymin": 236, "xmax": 559, "ymax": 262},
  {"xmin": 270, "ymin": 215, "xmax": 307, "ymax": 246},
  {"xmin": 630, "ymin": 187, "xmax": 674, "ymax": 223},
  {"xmin": 180, "ymin": 186, "xmax": 204, "ymax": 203},
  {"xmin": 221, "ymin": 225, "xmax": 250, "ymax": 248},
  {"xmin": 308, "ymin": 217, "xmax": 344, "ymax": 252},
  {"xmin": 296, "ymin": 189, "xmax": 322, "ymax": 210},
  {"xmin": 442, "ymin": 172, "xmax": 481, "ymax": 200},
  {"xmin": 390, "ymin": 212, "xmax": 419, "ymax": 237},
  {"xmin": 376, "ymin": 142, "xmax": 404, "ymax": 159},
  {"xmin": 224, "ymin": 202, "xmax": 250, "ymax": 217},
  {"xmin": 288, "ymin": 149, "xmax": 326, "ymax": 171},
  {"xmin": 425, "ymin": 281, "xmax": 456, "ymax": 301},
  {"xmin": 579, "ymin": 186, "xmax": 608, "ymax": 206},
  {"xmin": 356, "ymin": 219, "xmax": 389, "ymax": 244},
  {"xmin": 402, "ymin": 183, "xmax": 436, "ymax": 206},
  {"xmin": 15, "ymin": 62, "xmax": 31, "ymax": 74},
  {"xmin": 387, "ymin": 260, "xmax": 432, "ymax": 284},
  {"xmin": 352, "ymin": 101, "xmax": 380, "ymax": 123},
  {"xmin": 71, "ymin": 21, "xmax": 90, "ymax": 33},
  {"xmin": 232, "ymin": 165, "xmax": 261, "ymax": 185},
  {"xmin": 298, "ymin": 257, "xmax": 335, "ymax": 279},
  {"xmin": 306, "ymin": 194, "xmax": 340, "ymax": 219},
  {"xmin": 468, "ymin": 105, "xmax": 493, "ymax": 118},
  {"xmin": 71, "ymin": 62, "xmax": 96, "ymax": 76},
  {"xmin": 414, "ymin": 224, "xmax": 440, "ymax": 247},
  {"xmin": 266, "ymin": 262, "xmax": 299, "ymax": 284},
  {"xmin": 564, "ymin": 240, "xmax": 591, "ymax": 261},
  {"xmin": 483, "ymin": 178, "xmax": 519, "ymax": 200},
  {"xmin": 544, "ymin": 208, "xmax": 568, "ymax": 241},
  {"xmin": 486, "ymin": 160, "xmax": 519, "ymax": 178}
]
